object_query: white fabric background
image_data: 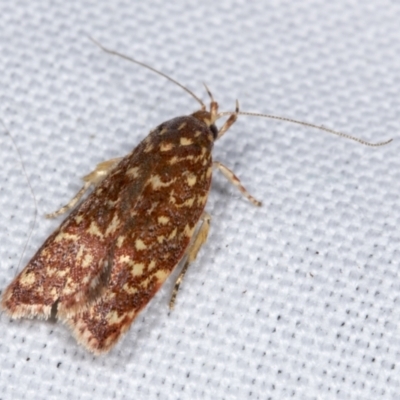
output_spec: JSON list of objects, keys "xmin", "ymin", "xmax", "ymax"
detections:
[{"xmin": 1, "ymin": 1, "xmax": 400, "ymax": 399}]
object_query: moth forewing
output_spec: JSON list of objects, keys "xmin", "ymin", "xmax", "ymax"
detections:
[
  {"xmin": 3, "ymin": 39, "xmax": 390, "ymax": 354},
  {"xmin": 2, "ymin": 101, "xmax": 259, "ymax": 353}
]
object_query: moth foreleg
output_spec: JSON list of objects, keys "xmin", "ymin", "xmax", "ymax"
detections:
[
  {"xmin": 213, "ymin": 161, "xmax": 262, "ymax": 206},
  {"xmin": 46, "ymin": 157, "xmax": 122, "ymax": 218},
  {"xmin": 169, "ymin": 212, "xmax": 211, "ymax": 309}
]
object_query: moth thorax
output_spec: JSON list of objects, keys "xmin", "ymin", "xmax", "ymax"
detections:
[{"xmin": 191, "ymin": 110, "xmax": 218, "ymax": 140}]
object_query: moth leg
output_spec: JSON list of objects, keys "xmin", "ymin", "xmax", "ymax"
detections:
[
  {"xmin": 169, "ymin": 212, "xmax": 211, "ymax": 309},
  {"xmin": 46, "ymin": 157, "xmax": 122, "ymax": 218},
  {"xmin": 216, "ymin": 99, "xmax": 239, "ymax": 140},
  {"xmin": 213, "ymin": 161, "xmax": 262, "ymax": 206}
]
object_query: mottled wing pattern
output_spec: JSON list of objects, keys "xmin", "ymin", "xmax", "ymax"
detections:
[
  {"xmin": 2, "ymin": 115, "xmax": 214, "ymax": 353},
  {"xmin": 2, "ymin": 130, "xmax": 158, "ymax": 318},
  {"xmin": 67, "ymin": 116, "xmax": 214, "ymax": 353}
]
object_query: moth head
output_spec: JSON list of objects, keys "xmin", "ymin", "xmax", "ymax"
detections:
[{"xmin": 191, "ymin": 109, "xmax": 219, "ymax": 140}]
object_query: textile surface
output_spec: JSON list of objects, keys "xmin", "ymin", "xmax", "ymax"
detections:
[{"xmin": 1, "ymin": 1, "xmax": 400, "ymax": 399}]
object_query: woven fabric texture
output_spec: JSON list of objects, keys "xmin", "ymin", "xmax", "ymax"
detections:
[{"xmin": 1, "ymin": 1, "xmax": 400, "ymax": 399}]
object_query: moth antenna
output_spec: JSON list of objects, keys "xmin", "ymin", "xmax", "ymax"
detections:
[
  {"xmin": 89, "ymin": 36, "xmax": 206, "ymax": 110},
  {"xmin": 219, "ymin": 110, "xmax": 393, "ymax": 147},
  {"xmin": 1, "ymin": 119, "xmax": 38, "ymax": 275}
]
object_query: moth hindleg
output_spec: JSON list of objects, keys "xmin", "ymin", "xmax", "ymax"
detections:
[{"xmin": 169, "ymin": 212, "xmax": 211, "ymax": 309}]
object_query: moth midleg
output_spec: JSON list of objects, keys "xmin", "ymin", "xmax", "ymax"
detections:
[
  {"xmin": 169, "ymin": 212, "xmax": 211, "ymax": 309},
  {"xmin": 46, "ymin": 157, "xmax": 122, "ymax": 219},
  {"xmin": 213, "ymin": 161, "xmax": 262, "ymax": 206}
]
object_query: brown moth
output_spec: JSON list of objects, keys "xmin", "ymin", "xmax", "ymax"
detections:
[{"xmin": 1, "ymin": 39, "xmax": 391, "ymax": 354}]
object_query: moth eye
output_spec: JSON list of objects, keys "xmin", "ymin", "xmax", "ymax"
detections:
[{"xmin": 210, "ymin": 124, "xmax": 218, "ymax": 140}]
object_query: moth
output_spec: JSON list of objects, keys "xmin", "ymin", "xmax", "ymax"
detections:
[{"xmin": 1, "ymin": 39, "xmax": 391, "ymax": 354}]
